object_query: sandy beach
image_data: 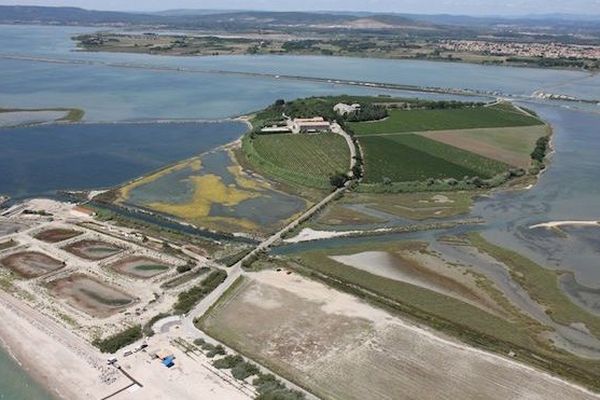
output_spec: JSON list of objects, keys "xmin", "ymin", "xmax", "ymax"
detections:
[
  {"xmin": 0, "ymin": 292, "xmax": 121, "ymax": 400},
  {"xmin": 0, "ymin": 290, "xmax": 253, "ymax": 400},
  {"xmin": 530, "ymin": 220, "xmax": 600, "ymax": 229}
]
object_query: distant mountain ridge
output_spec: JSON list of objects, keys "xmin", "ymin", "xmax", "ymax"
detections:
[
  {"xmin": 0, "ymin": 5, "xmax": 425, "ymax": 28},
  {"xmin": 0, "ymin": 5, "xmax": 598, "ymax": 35}
]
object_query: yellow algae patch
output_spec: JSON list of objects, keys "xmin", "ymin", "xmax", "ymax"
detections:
[
  {"xmin": 189, "ymin": 158, "xmax": 203, "ymax": 171},
  {"xmin": 200, "ymin": 216, "xmax": 258, "ymax": 232},
  {"xmin": 148, "ymin": 174, "xmax": 259, "ymax": 221},
  {"xmin": 119, "ymin": 157, "xmax": 202, "ymax": 200},
  {"xmin": 227, "ymin": 165, "xmax": 270, "ymax": 191}
]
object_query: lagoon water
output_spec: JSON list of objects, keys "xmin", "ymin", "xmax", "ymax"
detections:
[
  {"xmin": 0, "ymin": 24, "xmax": 600, "ymax": 398},
  {"xmin": 0, "ymin": 122, "xmax": 247, "ymax": 199}
]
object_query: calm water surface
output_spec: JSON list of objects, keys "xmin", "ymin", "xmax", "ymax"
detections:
[{"xmin": 0, "ymin": 121, "xmax": 247, "ymax": 198}]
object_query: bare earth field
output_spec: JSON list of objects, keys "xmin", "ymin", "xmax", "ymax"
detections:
[
  {"xmin": 0, "ymin": 251, "xmax": 64, "ymax": 278},
  {"xmin": 201, "ymin": 270, "xmax": 600, "ymax": 400},
  {"xmin": 47, "ymin": 274, "xmax": 136, "ymax": 318},
  {"xmin": 420, "ymin": 125, "xmax": 549, "ymax": 168}
]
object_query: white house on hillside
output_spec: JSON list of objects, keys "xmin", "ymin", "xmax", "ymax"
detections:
[{"xmin": 334, "ymin": 103, "xmax": 361, "ymax": 116}]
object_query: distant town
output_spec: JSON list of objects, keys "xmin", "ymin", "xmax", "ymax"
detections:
[{"xmin": 439, "ymin": 40, "xmax": 600, "ymax": 61}]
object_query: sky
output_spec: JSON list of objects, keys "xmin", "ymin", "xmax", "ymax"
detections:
[{"xmin": 1, "ymin": 0, "xmax": 600, "ymax": 16}]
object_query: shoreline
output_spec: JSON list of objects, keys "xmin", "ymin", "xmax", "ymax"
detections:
[
  {"xmin": 0, "ymin": 292, "xmax": 118, "ymax": 400},
  {"xmin": 0, "ymin": 338, "xmax": 57, "ymax": 400}
]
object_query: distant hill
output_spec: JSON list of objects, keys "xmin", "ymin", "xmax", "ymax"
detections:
[
  {"xmin": 400, "ymin": 12, "xmax": 600, "ymax": 31},
  {"xmin": 0, "ymin": 6, "xmax": 158, "ymax": 25},
  {"xmin": 0, "ymin": 6, "xmax": 597, "ymax": 38},
  {"xmin": 152, "ymin": 9, "xmax": 248, "ymax": 16},
  {"xmin": 0, "ymin": 6, "xmax": 430, "ymax": 30}
]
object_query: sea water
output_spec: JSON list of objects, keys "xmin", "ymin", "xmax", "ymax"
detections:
[{"xmin": 0, "ymin": 346, "xmax": 55, "ymax": 400}]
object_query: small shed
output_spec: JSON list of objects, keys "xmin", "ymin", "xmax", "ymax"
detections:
[
  {"xmin": 162, "ymin": 356, "xmax": 175, "ymax": 368},
  {"xmin": 154, "ymin": 349, "xmax": 174, "ymax": 360}
]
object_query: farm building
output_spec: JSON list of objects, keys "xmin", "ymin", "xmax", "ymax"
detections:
[
  {"xmin": 260, "ymin": 125, "xmax": 292, "ymax": 134},
  {"xmin": 291, "ymin": 117, "xmax": 331, "ymax": 134}
]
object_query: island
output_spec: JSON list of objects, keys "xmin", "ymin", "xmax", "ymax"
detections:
[
  {"xmin": 74, "ymin": 31, "xmax": 600, "ymax": 71},
  {"xmin": 0, "ymin": 107, "xmax": 84, "ymax": 127}
]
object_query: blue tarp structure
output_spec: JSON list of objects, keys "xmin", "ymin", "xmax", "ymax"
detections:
[{"xmin": 162, "ymin": 356, "xmax": 175, "ymax": 368}]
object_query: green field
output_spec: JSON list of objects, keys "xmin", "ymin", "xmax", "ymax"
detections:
[
  {"xmin": 349, "ymin": 105, "xmax": 542, "ymax": 136},
  {"xmin": 243, "ymin": 133, "xmax": 350, "ymax": 189},
  {"xmin": 361, "ymin": 134, "xmax": 508, "ymax": 183}
]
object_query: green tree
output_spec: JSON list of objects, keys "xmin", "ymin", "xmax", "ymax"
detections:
[{"xmin": 329, "ymin": 173, "xmax": 348, "ymax": 188}]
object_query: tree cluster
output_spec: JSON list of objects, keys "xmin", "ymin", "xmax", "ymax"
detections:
[
  {"xmin": 173, "ymin": 270, "xmax": 227, "ymax": 314},
  {"xmin": 344, "ymin": 104, "xmax": 388, "ymax": 122}
]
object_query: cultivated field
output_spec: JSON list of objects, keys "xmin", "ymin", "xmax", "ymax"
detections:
[
  {"xmin": 200, "ymin": 270, "xmax": 600, "ymax": 400},
  {"xmin": 243, "ymin": 133, "xmax": 350, "ymax": 188},
  {"xmin": 47, "ymin": 274, "xmax": 136, "ymax": 318},
  {"xmin": 361, "ymin": 133, "xmax": 507, "ymax": 183},
  {"xmin": 421, "ymin": 125, "xmax": 549, "ymax": 168},
  {"xmin": 349, "ymin": 105, "xmax": 543, "ymax": 135},
  {"xmin": 0, "ymin": 251, "xmax": 64, "ymax": 278}
]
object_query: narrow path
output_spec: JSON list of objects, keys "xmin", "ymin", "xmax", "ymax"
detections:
[
  {"xmin": 511, "ymin": 101, "xmax": 537, "ymax": 118},
  {"xmin": 331, "ymin": 122, "xmax": 356, "ymax": 175}
]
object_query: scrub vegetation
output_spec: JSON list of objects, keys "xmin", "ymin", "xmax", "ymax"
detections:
[
  {"xmin": 173, "ymin": 269, "xmax": 227, "ymax": 314},
  {"xmin": 93, "ymin": 324, "xmax": 142, "ymax": 353},
  {"xmin": 339, "ymin": 191, "xmax": 476, "ymax": 221}
]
